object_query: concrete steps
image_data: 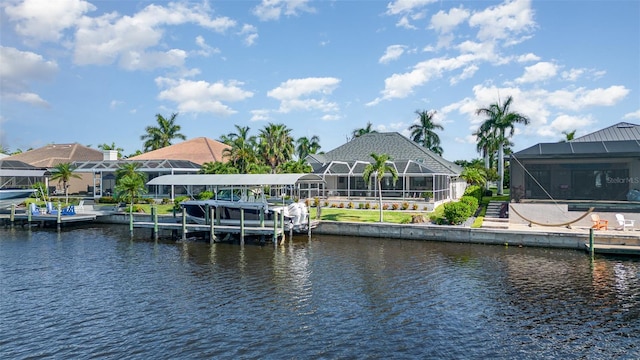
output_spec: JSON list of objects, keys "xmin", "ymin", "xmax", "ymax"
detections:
[{"xmin": 482, "ymin": 201, "xmax": 509, "ymax": 229}]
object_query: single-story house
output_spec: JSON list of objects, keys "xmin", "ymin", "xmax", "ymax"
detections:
[
  {"xmin": 128, "ymin": 137, "xmax": 229, "ymax": 165},
  {"xmin": 306, "ymin": 132, "xmax": 465, "ymax": 205},
  {"xmin": 510, "ymin": 122, "xmax": 640, "ymax": 202}
]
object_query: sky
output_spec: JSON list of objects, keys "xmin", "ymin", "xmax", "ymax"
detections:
[{"xmin": 1, "ymin": 0, "xmax": 639, "ymax": 162}]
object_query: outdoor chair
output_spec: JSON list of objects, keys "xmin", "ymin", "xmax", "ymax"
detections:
[
  {"xmin": 61, "ymin": 205, "xmax": 76, "ymax": 216},
  {"xmin": 591, "ymin": 214, "xmax": 608, "ymax": 230},
  {"xmin": 615, "ymin": 214, "xmax": 635, "ymax": 231},
  {"xmin": 46, "ymin": 202, "xmax": 58, "ymax": 215},
  {"xmin": 30, "ymin": 203, "xmax": 40, "ymax": 215},
  {"xmin": 77, "ymin": 200, "xmax": 84, "ymax": 212}
]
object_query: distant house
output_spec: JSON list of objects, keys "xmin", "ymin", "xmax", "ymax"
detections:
[
  {"xmin": 128, "ymin": 137, "xmax": 229, "ymax": 165},
  {"xmin": 510, "ymin": 122, "xmax": 640, "ymax": 201},
  {"xmin": 4, "ymin": 143, "xmax": 103, "ymax": 195},
  {"xmin": 306, "ymin": 132, "xmax": 465, "ymax": 205}
]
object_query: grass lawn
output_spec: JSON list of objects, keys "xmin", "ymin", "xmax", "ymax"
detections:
[{"xmin": 310, "ymin": 207, "xmax": 427, "ymax": 224}]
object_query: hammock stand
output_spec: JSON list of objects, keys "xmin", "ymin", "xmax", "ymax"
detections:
[{"xmin": 509, "ymin": 205, "xmax": 595, "ymax": 229}]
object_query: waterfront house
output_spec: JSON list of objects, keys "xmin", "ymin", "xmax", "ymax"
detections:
[
  {"xmin": 510, "ymin": 122, "xmax": 640, "ymax": 202},
  {"xmin": 128, "ymin": 137, "xmax": 229, "ymax": 166},
  {"xmin": 3, "ymin": 143, "xmax": 103, "ymax": 196},
  {"xmin": 305, "ymin": 132, "xmax": 465, "ymax": 206}
]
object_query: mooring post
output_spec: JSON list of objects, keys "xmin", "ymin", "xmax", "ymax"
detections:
[
  {"xmin": 181, "ymin": 207, "xmax": 187, "ymax": 241},
  {"xmin": 240, "ymin": 208, "xmax": 245, "ymax": 245},
  {"xmin": 153, "ymin": 205, "xmax": 158, "ymax": 241},
  {"xmin": 589, "ymin": 227, "xmax": 594, "ymax": 258},
  {"xmin": 209, "ymin": 207, "xmax": 216, "ymax": 244},
  {"xmin": 10, "ymin": 204, "xmax": 15, "ymax": 226},
  {"xmin": 57, "ymin": 203, "xmax": 62, "ymax": 231},
  {"xmin": 273, "ymin": 213, "xmax": 278, "ymax": 245},
  {"xmin": 205, "ymin": 204, "xmax": 210, "ymax": 225},
  {"xmin": 129, "ymin": 205, "xmax": 133, "ymax": 237},
  {"xmin": 307, "ymin": 213, "xmax": 311, "ymax": 237},
  {"xmin": 280, "ymin": 209, "xmax": 285, "ymax": 244}
]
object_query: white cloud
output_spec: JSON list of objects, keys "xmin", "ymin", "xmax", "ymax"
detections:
[
  {"xmin": 379, "ymin": 45, "xmax": 407, "ymax": 64},
  {"xmin": 546, "ymin": 86, "xmax": 630, "ymax": 111},
  {"xmin": 430, "ymin": 6, "xmax": 470, "ymax": 34},
  {"xmin": 155, "ymin": 77, "xmax": 254, "ymax": 115},
  {"xmin": 537, "ymin": 114, "xmax": 594, "ymax": 138},
  {"xmin": 239, "ymin": 24, "xmax": 259, "ymax": 46},
  {"xmin": 386, "ymin": 0, "xmax": 435, "ymax": 15},
  {"xmin": 561, "ymin": 68, "xmax": 584, "ymax": 82},
  {"xmin": 194, "ymin": 36, "xmax": 220, "ymax": 57},
  {"xmin": 252, "ymin": 0, "xmax": 315, "ymax": 21},
  {"xmin": 4, "ymin": 0, "xmax": 95, "ymax": 43},
  {"xmin": 516, "ymin": 53, "xmax": 540, "ymax": 63},
  {"xmin": 0, "ymin": 46, "xmax": 57, "ymax": 107},
  {"xmin": 268, "ymin": 77, "xmax": 341, "ymax": 113},
  {"xmin": 623, "ymin": 110, "xmax": 640, "ymax": 119},
  {"xmin": 73, "ymin": 2, "xmax": 235, "ymax": 69},
  {"xmin": 469, "ymin": 0, "xmax": 535, "ymax": 43},
  {"xmin": 450, "ymin": 64, "xmax": 479, "ymax": 85},
  {"xmin": 515, "ymin": 61, "xmax": 558, "ymax": 83}
]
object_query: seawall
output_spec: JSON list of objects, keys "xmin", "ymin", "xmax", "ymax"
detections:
[{"xmin": 314, "ymin": 221, "xmax": 640, "ymax": 250}]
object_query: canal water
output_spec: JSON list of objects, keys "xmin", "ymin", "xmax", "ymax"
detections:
[{"xmin": 1, "ymin": 225, "xmax": 639, "ymax": 359}]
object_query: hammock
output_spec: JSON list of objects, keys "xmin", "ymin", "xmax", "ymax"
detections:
[{"xmin": 509, "ymin": 205, "xmax": 595, "ymax": 229}]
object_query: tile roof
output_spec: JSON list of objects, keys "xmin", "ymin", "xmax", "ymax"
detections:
[
  {"xmin": 3, "ymin": 143, "xmax": 103, "ymax": 167},
  {"xmin": 308, "ymin": 132, "xmax": 462, "ymax": 175},
  {"xmin": 128, "ymin": 137, "xmax": 230, "ymax": 165}
]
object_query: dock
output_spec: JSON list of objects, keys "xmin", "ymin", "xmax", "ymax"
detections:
[
  {"xmin": 1, "ymin": 213, "xmax": 97, "ymax": 228},
  {"xmin": 584, "ymin": 243, "xmax": 640, "ymax": 256}
]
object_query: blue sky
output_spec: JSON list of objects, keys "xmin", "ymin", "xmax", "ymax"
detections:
[{"xmin": 1, "ymin": 0, "xmax": 639, "ymax": 161}]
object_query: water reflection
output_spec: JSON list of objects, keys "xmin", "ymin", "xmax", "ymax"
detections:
[{"xmin": 1, "ymin": 226, "xmax": 638, "ymax": 359}]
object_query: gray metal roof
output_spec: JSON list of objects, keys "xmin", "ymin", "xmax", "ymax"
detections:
[
  {"xmin": 572, "ymin": 122, "xmax": 640, "ymax": 142},
  {"xmin": 0, "ymin": 160, "xmax": 49, "ymax": 177},
  {"xmin": 514, "ymin": 140, "xmax": 640, "ymax": 158},
  {"xmin": 306, "ymin": 132, "xmax": 462, "ymax": 175},
  {"xmin": 147, "ymin": 173, "xmax": 324, "ymax": 186}
]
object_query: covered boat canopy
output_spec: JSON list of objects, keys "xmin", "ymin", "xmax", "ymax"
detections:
[{"xmin": 147, "ymin": 173, "xmax": 324, "ymax": 187}]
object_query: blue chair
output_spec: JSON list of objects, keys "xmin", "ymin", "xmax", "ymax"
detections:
[
  {"xmin": 46, "ymin": 202, "xmax": 58, "ymax": 215},
  {"xmin": 30, "ymin": 203, "xmax": 40, "ymax": 215},
  {"xmin": 61, "ymin": 205, "xmax": 75, "ymax": 216}
]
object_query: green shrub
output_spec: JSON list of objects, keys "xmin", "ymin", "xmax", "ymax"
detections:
[
  {"xmin": 463, "ymin": 185, "xmax": 483, "ymax": 202},
  {"xmin": 98, "ymin": 196, "xmax": 117, "ymax": 204},
  {"xmin": 173, "ymin": 196, "xmax": 190, "ymax": 211},
  {"xmin": 459, "ymin": 196, "xmax": 479, "ymax": 213},
  {"xmin": 443, "ymin": 201, "xmax": 471, "ymax": 225},
  {"xmin": 197, "ymin": 191, "xmax": 213, "ymax": 200}
]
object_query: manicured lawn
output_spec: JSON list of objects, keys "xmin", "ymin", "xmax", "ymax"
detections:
[{"xmin": 309, "ymin": 207, "xmax": 428, "ymax": 224}]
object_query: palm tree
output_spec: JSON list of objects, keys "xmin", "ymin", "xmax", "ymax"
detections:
[
  {"xmin": 114, "ymin": 174, "xmax": 147, "ymax": 213},
  {"xmin": 278, "ymin": 159, "xmax": 312, "ymax": 174},
  {"xmin": 115, "ymin": 162, "xmax": 145, "ymax": 183},
  {"xmin": 351, "ymin": 122, "xmax": 377, "ymax": 139},
  {"xmin": 362, "ymin": 153, "xmax": 398, "ymax": 223},
  {"xmin": 560, "ymin": 130, "xmax": 576, "ymax": 142},
  {"xmin": 409, "ymin": 110, "xmax": 444, "ymax": 155},
  {"xmin": 0, "ymin": 144, "xmax": 9, "ymax": 154},
  {"xmin": 98, "ymin": 142, "xmax": 124, "ymax": 159},
  {"xmin": 461, "ymin": 167, "xmax": 487, "ymax": 186},
  {"xmin": 200, "ymin": 161, "xmax": 239, "ymax": 174},
  {"xmin": 221, "ymin": 125, "xmax": 259, "ymax": 174},
  {"xmin": 296, "ymin": 135, "xmax": 321, "ymax": 160},
  {"xmin": 50, "ymin": 162, "xmax": 82, "ymax": 204},
  {"xmin": 140, "ymin": 113, "xmax": 186, "ymax": 151},
  {"xmin": 476, "ymin": 96, "xmax": 529, "ymax": 195},
  {"xmin": 258, "ymin": 123, "xmax": 295, "ymax": 173}
]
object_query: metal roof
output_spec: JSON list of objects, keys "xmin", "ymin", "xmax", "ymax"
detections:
[
  {"xmin": 147, "ymin": 173, "xmax": 325, "ymax": 186},
  {"xmin": 0, "ymin": 160, "xmax": 49, "ymax": 177},
  {"xmin": 572, "ymin": 122, "xmax": 640, "ymax": 142},
  {"xmin": 514, "ymin": 140, "xmax": 640, "ymax": 158}
]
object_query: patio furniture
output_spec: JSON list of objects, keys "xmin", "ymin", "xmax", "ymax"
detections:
[
  {"xmin": 591, "ymin": 214, "xmax": 608, "ymax": 230},
  {"xmin": 615, "ymin": 214, "xmax": 635, "ymax": 231}
]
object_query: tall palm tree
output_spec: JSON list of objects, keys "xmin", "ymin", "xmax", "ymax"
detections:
[
  {"xmin": 221, "ymin": 125, "xmax": 259, "ymax": 174},
  {"xmin": 200, "ymin": 161, "xmax": 240, "ymax": 174},
  {"xmin": 409, "ymin": 110, "xmax": 444, "ymax": 155},
  {"xmin": 140, "ymin": 113, "xmax": 186, "ymax": 151},
  {"xmin": 352, "ymin": 122, "xmax": 377, "ymax": 139},
  {"xmin": 476, "ymin": 96, "xmax": 529, "ymax": 195},
  {"xmin": 258, "ymin": 123, "xmax": 295, "ymax": 173},
  {"xmin": 296, "ymin": 135, "xmax": 321, "ymax": 160},
  {"xmin": 50, "ymin": 162, "xmax": 82, "ymax": 204},
  {"xmin": 98, "ymin": 142, "xmax": 124, "ymax": 159},
  {"xmin": 362, "ymin": 153, "xmax": 398, "ymax": 223}
]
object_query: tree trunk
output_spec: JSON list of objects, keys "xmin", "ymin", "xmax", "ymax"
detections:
[
  {"xmin": 484, "ymin": 150, "xmax": 490, "ymax": 190},
  {"xmin": 377, "ymin": 178, "xmax": 383, "ymax": 223}
]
